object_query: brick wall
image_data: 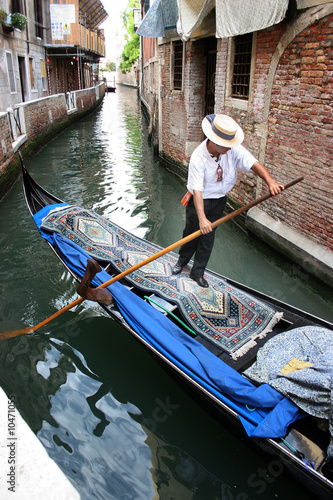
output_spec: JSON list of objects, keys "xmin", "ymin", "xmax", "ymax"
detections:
[
  {"xmin": 0, "ymin": 113, "xmax": 13, "ymax": 166},
  {"xmin": 155, "ymin": 10, "xmax": 333, "ymax": 252},
  {"xmin": 23, "ymin": 95, "xmax": 68, "ymax": 140},
  {"xmin": 160, "ymin": 39, "xmax": 206, "ymax": 169},
  {"xmin": 263, "ymin": 15, "xmax": 333, "ymax": 251},
  {"xmin": 0, "ymin": 112, "xmax": 16, "ymax": 191}
]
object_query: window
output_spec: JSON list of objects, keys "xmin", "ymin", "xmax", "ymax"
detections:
[
  {"xmin": 6, "ymin": 53, "xmax": 16, "ymax": 92},
  {"xmin": 40, "ymin": 59, "xmax": 47, "ymax": 91},
  {"xmin": 29, "ymin": 57, "xmax": 35, "ymax": 89},
  {"xmin": 34, "ymin": 0, "xmax": 43, "ymax": 39},
  {"xmin": 173, "ymin": 41, "xmax": 183, "ymax": 91},
  {"xmin": 231, "ymin": 33, "xmax": 253, "ymax": 100},
  {"xmin": 11, "ymin": 0, "xmax": 23, "ymax": 14}
]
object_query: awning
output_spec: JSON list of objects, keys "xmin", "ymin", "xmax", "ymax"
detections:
[
  {"xmin": 79, "ymin": 0, "xmax": 108, "ymax": 29},
  {"xmin": 44, "ymin": 45, "xmax": 101, "ymax": 63},
  {"xmin": 177, "ymin": 0, "xmax": 289, "ymax": 40},
  {"xmin": 138, "ymin": 0, "xmax": 289, "ymax": 40},
  {"xmin": 137, "ymin": 0, "xmax": 178, "ymax": 38}
]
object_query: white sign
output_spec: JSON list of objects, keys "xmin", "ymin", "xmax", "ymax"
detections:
[{"xmin": 50, "ymin": 4, "xmax": 76, "ymax": 39}]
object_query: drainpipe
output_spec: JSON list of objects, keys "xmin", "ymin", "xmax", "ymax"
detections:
[
  {"xmin": 158, "ymin": 47, "xmax": 163, "ymax": 155},
  {"xmin": 77, "ymin": 48, "xmax": 81, "ymax": 90},
  {"xmin": 23, "ymin": 0, "xmax": 29, "ymax": 53}
]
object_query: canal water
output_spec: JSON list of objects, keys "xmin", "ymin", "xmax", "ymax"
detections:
[{"xmin": 0, "ymin": 86, "xmax": 332, "ymax": 499}]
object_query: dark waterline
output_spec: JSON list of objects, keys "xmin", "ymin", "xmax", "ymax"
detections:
[{"xmin": 0, "ymin": 86, "xmax": 332, "ymax": 499}]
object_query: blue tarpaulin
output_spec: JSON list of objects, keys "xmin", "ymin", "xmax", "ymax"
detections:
[
  {"xmin": 33, "ymin": 203, "xmax": 304, "ymax": 438},
  {"xmin": 137, "ymin": 0, "xmax": 178, "ymax": 38}
]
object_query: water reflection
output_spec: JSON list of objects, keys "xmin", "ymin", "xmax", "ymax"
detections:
[
  {"xmin": 0, "ymin": 85, "xmax": 330, "ymax": 499},
  {"xmin": 0, "ymin": 314, "xmax": 311, "ymax": 499}
]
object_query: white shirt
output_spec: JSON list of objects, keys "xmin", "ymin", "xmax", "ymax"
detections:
[{"xmin": 187, "ymin": 139, "xmax": 257, "ymax": 199}]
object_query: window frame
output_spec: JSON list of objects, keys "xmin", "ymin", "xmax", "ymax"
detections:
[
  {"xmin": 40, "ymin": 58, "xmax": 48, "ymax": 91},
  {"xmin": 6, "ymin": 52, "xmax": 16, "ymax": 93},
  {"xmin": 225, "ymin": 32, "xmax": 257, "ymax": 111},
  {"xmin": 171, "ymin": 40, "xmax": 184, "ymax": 92},
  {"xmin": 34, "ymin": 0, "xmax": 44, "ymax": 39},
  {"xmin": 29, "ymin": 57, "xmax": 37, "ymax": 91}
]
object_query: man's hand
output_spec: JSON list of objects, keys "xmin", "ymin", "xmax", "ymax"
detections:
[
  {"xmin": 267, "ymin": 179, "xmax": 284, "ymax": 196},
  {"xmin": 251, "ymin": 162, "xmax": 284, "ymax": 196},
  {"xmin": 199, "ymin": 216, "xmax": 213, "ymax": 234}
]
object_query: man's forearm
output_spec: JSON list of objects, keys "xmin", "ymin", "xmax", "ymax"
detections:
[
  {"xmin": 193, "ymin": 190, "xmax": 213, "ymax": 234},
  {"xmin": 251, "ymin": 162, "xmax": 284, "ymax": 195}
]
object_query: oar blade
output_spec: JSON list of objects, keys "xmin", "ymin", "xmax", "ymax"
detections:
[{"xmin": 0, "ymin": 327, "xmax": 34, "ymax": 340}]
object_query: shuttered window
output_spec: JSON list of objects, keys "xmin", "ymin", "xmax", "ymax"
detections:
[
  {"xmin": 29, "ymin": 57, "xmax": 35, "ymax": 88},
  {"xmin": 40, "ymin": 59, "xmax": 47, "ymax": 90},
  {"xmin": 6, "ymin": 53, "xmax": 16, "ymax": 92}
]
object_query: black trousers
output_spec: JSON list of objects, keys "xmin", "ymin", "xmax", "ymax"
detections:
[{"xmin": 178, "ymin": 196, "xmax": 227, "ymax": 277}]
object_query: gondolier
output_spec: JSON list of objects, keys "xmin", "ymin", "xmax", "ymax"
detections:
[
  {"xmin": 8, "ymin": 156, "xmax": 333, "ymax": 498},
  {"xmin": 173, "ymin": 114, "xmax": 284, "ymax": 287}
]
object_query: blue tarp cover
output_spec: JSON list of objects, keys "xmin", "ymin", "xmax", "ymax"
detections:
[
  {"xmin": 33, "ymin": 203, "xmax": 304, "ymax": 438},
  {"xmin": 137, "ymin": 0, "xmax": 178, "ymax": 38}
]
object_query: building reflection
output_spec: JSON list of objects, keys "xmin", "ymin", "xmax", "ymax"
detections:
[{"xmin": 0, "ymin": 316, "xmax": 248, "ymax": 498}]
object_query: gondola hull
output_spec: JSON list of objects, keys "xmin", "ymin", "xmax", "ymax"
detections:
[{"xmin": 20, "ymin": 156, "xmax": 333, "ymax": 499}]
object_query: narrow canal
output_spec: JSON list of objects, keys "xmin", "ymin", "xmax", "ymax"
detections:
[{"xmin": 0, "ymin": 86, "xmax": 332, "ymax": 499}]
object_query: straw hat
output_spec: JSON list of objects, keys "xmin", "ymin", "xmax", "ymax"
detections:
[{"xmin": 202, "ymin": 114, "xmax": 244, "ymax": 147}]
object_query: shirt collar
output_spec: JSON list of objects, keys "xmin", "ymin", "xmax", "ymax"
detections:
[{"xmin": 204, "ymin": 139, "xmax": 220, "ymax": 162}]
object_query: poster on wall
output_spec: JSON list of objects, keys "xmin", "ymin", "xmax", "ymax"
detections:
[{"xmin": 50, "ymin": 4, "xmax": 76, "ymax": 40}]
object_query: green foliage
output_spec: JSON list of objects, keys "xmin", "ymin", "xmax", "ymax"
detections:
[
  {"xmin": 10, "ymin": 12, "xmax": 28, "ymax": 30},
  {"xmin": 107, "ymin": 61, "xmax": 116, "ymax": 71},
  {"xmin": 120, "ymin": 0, "xmax": 140, "ymax": 74},
  {"xmin": 99, "ymin": 61, "xmax": 116, "ymax": 72}
]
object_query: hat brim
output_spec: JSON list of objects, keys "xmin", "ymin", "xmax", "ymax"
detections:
[{"xmin": 202, "ymin": 117, "xmax": 244, "ymax": 147}]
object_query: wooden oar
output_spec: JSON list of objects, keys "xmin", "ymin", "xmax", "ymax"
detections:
[{"xmin": 0, "ymin": 176, "xmax": 303, "ymax": 340}]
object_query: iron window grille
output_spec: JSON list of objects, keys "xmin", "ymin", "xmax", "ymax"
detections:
[
  {"xmin": 231, "ymin": 33, "xmax": 253, "ymax": 99},
  {"xmin": 173, "ymin": 41, "xmax": 183, "ymax": 91}
]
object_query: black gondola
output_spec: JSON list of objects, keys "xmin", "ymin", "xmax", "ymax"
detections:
[{"xmin": 20, "ymin": 156, "xmax": 333, "ymax": 499}]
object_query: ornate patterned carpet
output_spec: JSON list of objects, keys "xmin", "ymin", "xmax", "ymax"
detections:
[{"xmin": 41, "ymin": 206, "xmax": 282, "ymax": 358}]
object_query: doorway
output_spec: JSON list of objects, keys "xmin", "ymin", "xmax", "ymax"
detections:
[
  {"xmin": 18, "ymin": 56, "xmax": 26, "ymax": 102},
  {"xmin": 205, "ymin": 37, "xmax": 217, "ymax": 116}
]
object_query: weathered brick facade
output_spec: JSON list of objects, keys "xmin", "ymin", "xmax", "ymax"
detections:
[
  {"xmin": 140, "ymin": 5, "xmax": 333, "ymax": 259},
  {"xmin": 264, "ymin": 15, "xmax": 333, "ymax": 251}
]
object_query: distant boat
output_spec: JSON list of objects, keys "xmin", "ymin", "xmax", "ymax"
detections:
[{"xmin": 105, "ymin": 79, "xmax": 116, "ymax": 93}]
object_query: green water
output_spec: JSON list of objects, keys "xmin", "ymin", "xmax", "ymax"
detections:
[{"xmin": 0, "ymin": 86, "xmax": 332, "ymax": 499}]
